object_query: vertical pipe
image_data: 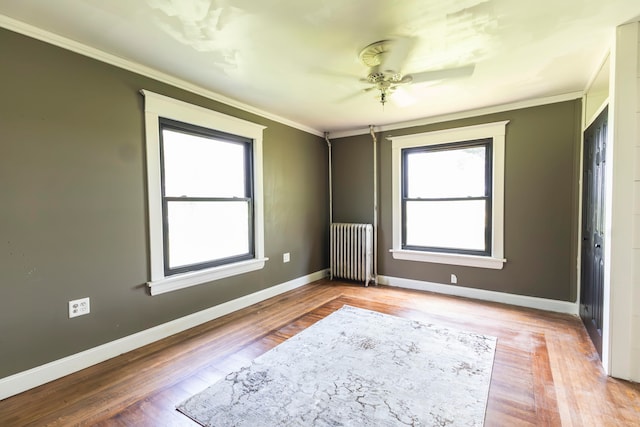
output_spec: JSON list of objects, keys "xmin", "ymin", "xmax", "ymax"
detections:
[
  {"xmin": 369, "ymin": 125, "xmax": 378, "ymax": 286},
  {"xmin": 324, "ymin": 132, "xmax": 333, "ymax": 280}
]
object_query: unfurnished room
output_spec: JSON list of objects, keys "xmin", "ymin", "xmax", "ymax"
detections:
[{"xmin": 1, "ymin": 1, "xmax": 640, "ymax": 425}]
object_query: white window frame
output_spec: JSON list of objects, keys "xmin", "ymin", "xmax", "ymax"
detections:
[
  {"xmin": 389, "ymin": 121, "xmax": 509, "ymax": 269},
  {"xmin": 141, "ymin": 90, "xmax": 268, "ymax": 295}
]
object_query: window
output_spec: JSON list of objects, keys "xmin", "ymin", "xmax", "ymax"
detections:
[
  {"xmin": 390, "ymin": 121, "xmax": 508, "ymax": 269},
  {"xmin": 159, "ymin": 119, "xmax": 254, "ymax": 275},
  {"xmin": 402, "ymin": 139, "xmax": 492, "ymax": 255},
  {"xmin": 142, "ymin": 90, "xmax": 267, "ymax": 295}
]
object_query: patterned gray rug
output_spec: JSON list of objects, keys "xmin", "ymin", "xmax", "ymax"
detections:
[{"xmin": 177, "ymin": 305, "xmax": 497, "ymax": 426}]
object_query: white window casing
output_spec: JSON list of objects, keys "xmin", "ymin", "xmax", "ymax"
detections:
[
  {"xmin": 389, "ymin": 121, "xmax": 509, "ymax": 269},
  {"xmin": 141, "ymin": 90, "xmax": 268, "ymax": 295}
]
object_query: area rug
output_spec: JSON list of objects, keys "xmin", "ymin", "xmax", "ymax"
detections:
[{"xmin": 177, "ymin": 305, "xmax": 497, "ymax": 426}]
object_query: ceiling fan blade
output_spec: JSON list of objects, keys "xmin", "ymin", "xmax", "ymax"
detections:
[
  {"xmin": 409, "ymin": 64, "xmax": 476, "ymax": 83},
  {"xmin": 315, "ymin": 71, "xmax": 360, "ymax": 82},
  {"xmin": 380, "ymin": 37, "xmax": 414, "ymax": 75},
  {"xmin": 390, "ymin": 86, "xmax": 417, "ymax": 107},
  {"xmin": 336, "ymin": 88, "xmax": 371, "ymax": 103}
]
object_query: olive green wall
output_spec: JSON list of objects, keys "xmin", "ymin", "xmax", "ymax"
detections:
[
  {"xmin": 332, "ymin": 133, "xmax": 374, "ymax": 223},
  {"xmin": 0, "ymin": 28, "xmax": 328, "ymax": 378},
  {"xmin": 0, "ymin": 24, "xmax": 582, "ymax": 381},
  {"xmin": 333, "ymin": 100, "xmax": 582, "ymax": 301}
]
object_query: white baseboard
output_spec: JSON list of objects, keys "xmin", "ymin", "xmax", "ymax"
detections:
[
  {"xmin": 0, "ymin": 269, "xmax": 329, "ymax": 401},
  {"xmin": 378, "ymin": 275, "xmax": 579, "ymax": 315}
]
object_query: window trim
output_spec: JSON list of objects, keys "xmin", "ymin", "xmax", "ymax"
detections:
[
  {"xmin": 389, "ymin": 121, "xmax": 509, "ymax": 269},
  {"xmin": 141, "ymin": 90, "xmax": 268, "ymax": 295}
]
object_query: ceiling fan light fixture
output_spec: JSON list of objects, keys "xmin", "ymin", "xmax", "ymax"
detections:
[
  {"xmin": 366, "ymin": 68, "xmax": 385, "ymax": 83},
  {"xmin": 365, "ymin": 71, "xmax": 410, "ymax": 106},
  {"xmin": 359, "ymin": 39, "xmax": 415, "ymax": 106}
]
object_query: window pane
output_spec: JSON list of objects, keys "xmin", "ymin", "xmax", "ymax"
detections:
[
  {"xmin": 406, "ymin": 145, "xmax": 486, "ymax": 198},
  {"xmin": 162, "ymin": 128, "xmax": 246, "ymax": 197},
  {"xmin": 405, "ymin": 200, "xmax": 486, "ymax": 251},
  {"xmin": 166, "ymin": 201, "xmax": 249, "ymax": 268}
]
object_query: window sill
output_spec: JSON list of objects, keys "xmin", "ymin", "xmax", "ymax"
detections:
[
  {"xmin": 389, "ymin": 249, "xmax": 505, "ymax": 269},
  {"xmin": 148, "ymin": 257, "xmax": 269, "ymax": 296}
]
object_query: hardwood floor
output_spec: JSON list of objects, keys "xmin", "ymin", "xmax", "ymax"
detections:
[{"xmin": 1, "ymin": 280, "xmax": 639, "ymax": 426}]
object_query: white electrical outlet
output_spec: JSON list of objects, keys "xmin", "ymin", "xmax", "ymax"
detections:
[
  {"xmin": 69, "ymin": 297, "xmax": 90, "ymax": 318},
  {"xmin": 283, "ymin": 252, "xmax": 290, "ymax": 263}
]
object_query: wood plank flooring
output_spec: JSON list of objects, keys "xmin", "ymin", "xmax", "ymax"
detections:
[{"xmin": 1, "ymin": 280, "xmax": 639, "ymax": 426}]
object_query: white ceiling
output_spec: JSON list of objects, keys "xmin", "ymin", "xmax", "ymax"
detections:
[{"xmin": 1, "ymin": 1, "xmax": 639, "ymax": 135}]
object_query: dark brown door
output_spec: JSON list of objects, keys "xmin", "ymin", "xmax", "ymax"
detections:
[{"xmin": 580, "ymin": 107, "xmax": 607, "ymax": 359}]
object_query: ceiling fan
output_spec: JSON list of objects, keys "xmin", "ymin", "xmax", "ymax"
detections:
[{"xmin": 358, "ymin": 38, "xmax": 476, "ymax": 106}]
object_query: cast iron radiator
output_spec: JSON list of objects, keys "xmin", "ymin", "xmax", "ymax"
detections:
[{"xmin": 330, "ymin": 223, "xmax": 373, "ymax": 286}]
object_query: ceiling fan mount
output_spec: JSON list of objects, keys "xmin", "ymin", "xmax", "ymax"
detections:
[{"xmin": 359, "ymin": 40, "xmax": 392, "ymax": 68}]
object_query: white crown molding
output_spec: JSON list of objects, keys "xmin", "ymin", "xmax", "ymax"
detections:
[
  {"xmin": 0, "ymin": 14, "xmax": 588, "ymax": 141},
  {"xmin": 329, "ymin": 91, "xmax": 584, "ymax": 138},
  {"xmin": 378, "ymin": 275, "xmax": 579, "ymax": 315},
  {"xmin": 0, "ymin": 14, "xmax": 324, "ymax": 137},
  {"xmin": 0, "ymin": 14, "xmax": 585, "ymax": 140},
  {"xmin": 0, "ymin": 269, "xmax": 329, "ymax": 401}
]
